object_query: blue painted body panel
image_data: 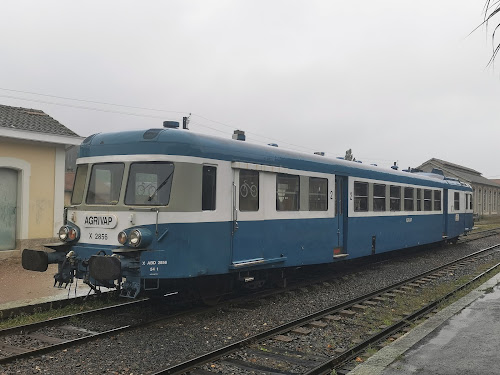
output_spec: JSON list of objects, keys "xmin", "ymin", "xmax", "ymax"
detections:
[{"xmin": 346, "ymin": 215, "xmax": 444, "ymax": 258}]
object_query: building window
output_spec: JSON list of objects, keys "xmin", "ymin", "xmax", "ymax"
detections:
[
  {"xmin": 276, "ymin": 174, "xmax": 299, "ymax": 211},
  {"xmin": 239, "ymin": 169, "xmax": 259, "ymax": 211},
  {"xmin": 434, "ymin": 190, "xmax": 441, "ymax": 211},
  {"xmin": 454, "ymin": 192, "xmax": 460, "ymax": 210},
  {"xmin": 404, "ymin": 187, "xmax": 414, "ymax": 211},
  {"xmin": 417, "ymin": 188, "xmax": 422, "ymax": 211},
  {"xmin": 390, "ymin": 185, "xmax": 401, "ymax": 211},
  {"xmin": 202, "ymin": 166, "xmax": 217, "ymax": 211},
  {"xmin": 423, "ymin": 189, "xmax": 432, "ymax": 211},
  {"xmin": 354, "ymin": 181, "xmax": 368, "ymax": 212},
  {"xmin": 373, "ymin": 184, "xmax": 386, "ymax": 212},
  {"xmin": 309, "ymin": 177, "xmax": 328, "ymax": 211}
]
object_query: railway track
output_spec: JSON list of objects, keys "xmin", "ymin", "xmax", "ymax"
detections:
[
  {"xmin": 151, "ymin": 243, "xmax": 500, "ymax": 375},
  {"xmin": 0, "ymin": 299, "xmax": 155, "ymax": 364},
  {"xmin": 1, "ymin": 233, "xmax": 499, "ymax": 373}
]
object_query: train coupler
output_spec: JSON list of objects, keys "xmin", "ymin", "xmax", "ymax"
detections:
[{"xmin": 120, "ymin": 280, "xmax": 141, "ymax": 298}]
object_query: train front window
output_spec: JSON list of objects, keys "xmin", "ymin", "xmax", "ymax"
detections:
[
  {"xmin": 71, "ymin": 164, "xmax": 88, "ymax": 205},
  {"xmin": 86, "ymin": 163, "xmax": 124, "ymax": 205},
  {"xmin": 125, "ymin": 162, "xmax": 174, "ymax": 206}
]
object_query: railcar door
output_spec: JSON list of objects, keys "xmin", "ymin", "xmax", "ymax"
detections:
[
  {"xmin": 230, "ymin": 168, "xmax": 264, "ymax": 265},
  {"xmin": 335, "ymin": 175, "xmax": 347, "ymax": 253}
]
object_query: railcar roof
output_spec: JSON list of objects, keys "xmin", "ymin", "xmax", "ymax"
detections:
[{"xmin": 79, "ymin": 128, "xmax": 471, "ymax": 191}]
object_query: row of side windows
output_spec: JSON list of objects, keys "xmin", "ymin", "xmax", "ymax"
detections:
[
  {"xmin": 354, "ymin": 182, "xmax": 442, "ymax": 212},
  {"xmin": 239, "ymin": 171, "xmax": 328, "ymax": 212}
]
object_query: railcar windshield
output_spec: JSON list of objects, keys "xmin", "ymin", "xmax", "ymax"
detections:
[
  {"xmin": 125, "ymin": 162, "xmax": 174, "ymax": 206},
  {"xmin": 71, "ymin": 164, "xmax": 88, "ymax": 205},
  {"xmin": 86, "ymin": 163, "xmax": 125, "ymax": 205}
]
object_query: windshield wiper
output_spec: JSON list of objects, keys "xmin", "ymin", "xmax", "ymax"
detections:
[{"xmin": 147, "ymin": 170, "xmax": 174, "ymax": 202}]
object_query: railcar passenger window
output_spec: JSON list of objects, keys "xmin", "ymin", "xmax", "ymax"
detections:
[
  {"xmin": 454, "ymin": 192, "xmax": 460, "ymax": 210},
  {"xmin": 354, "ymin": 182, "xmax": 368, "ymax": 212},
  {"xmin": 404, "ymin": 187, "xmax": 414, "ymax": 211},
  {"xmin": 309, "ymin": 178, "xmax": 328, "ymax": 211},
  {"xmin": 276, "ymin": 174, "xmax": 300, "ymax": 211},
  {"xmin": 434, "ymin": 191, "xmax": 441, "ymax": 211},
  {"xmin": 417, "ymin": 188, "xmax": 422, "ymax": 211},
  {"xmin": 202, "ymin": 166, "xmax": 217, "ymax": 210},
  {"xmin": 470, "ymin": 194, "xmax": 473, "ymax": 210},
  {"xmin": 125, "ymin": 162, "xmax": 174, "ymax": 206},
  {"xmin": 423, "ymin": 189, "xmax": 432, "ymax": 211},
  {"xmin": 390, "ymin": 185, "xmax": 401, "ymax": 211},
  {"xmin": 71, "ymin": 164, "xmax": 88, "ymax": 205},
  {"xmin": 87, "ymin": 163, "xmax": 124, "ymax": 205},
  {"xmin": 373, "ymin": 184, "xmax": 386, "ymax": 212},
  {"xmin": 240, "ymin": 170, "xmax": 259, "ymax": 211}
]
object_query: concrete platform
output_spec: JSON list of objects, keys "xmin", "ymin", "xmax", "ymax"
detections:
[{"xmin": 348, "ymin": 272, "xmax": 500, "ymax": 375}]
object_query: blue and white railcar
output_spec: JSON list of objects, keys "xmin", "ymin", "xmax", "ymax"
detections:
[{"xmin": 22, "ymin": 125, "xmax": 473, "ymax": 299}]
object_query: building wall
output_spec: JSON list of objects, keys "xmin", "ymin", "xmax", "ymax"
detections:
[{"xmin": 0, "ymin": 138, "xmax": 57, "ymax": 240}]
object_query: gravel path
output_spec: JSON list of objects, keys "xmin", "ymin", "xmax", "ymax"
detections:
[{"xmin": 1, "ymin": 236, "xmax": 499, "ymax": 375}]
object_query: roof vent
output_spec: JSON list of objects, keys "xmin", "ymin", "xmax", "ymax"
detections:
[
  {"xmin": 143, "ymin": 129, "xmax": 164, "ymax": 139},
  {"xmin": 232, "ymin": 130, "xmax": 246, "ymax": 141},
  {"xmin": 268, "ymin": 143, "xmax": 278, "ymax": 147},
  {"xmin": 314, "ymin": 152, "xmax": 325, "ymax": 156},
  {"xmin": 163, "ymin": 121, "xmax": 179, "ymax": 129},
  {"xmin": 391, "ymin": 162, "xmax": 398, "ymax": 170}
]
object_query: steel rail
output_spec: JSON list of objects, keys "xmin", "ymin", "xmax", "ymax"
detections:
[
  {"xmin": 0, "ymin": 298, "xmax": 148, "ymax": 336},
  {"xmin": 0, "ymin": 299, "xmax": 199, "ymax": 365},
  {"xmin": 0, "ymin": 291, "xmax": 119, "ymax": 323},
  {"xmin": 151, "ymin": 243, "xmax": 500, "ymax": 375}
]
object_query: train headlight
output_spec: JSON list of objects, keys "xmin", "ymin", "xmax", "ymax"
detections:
[
  {"xmin": 59, "ymin": 226, "xmax": 69, "ymax": 241},
  {"xmin": 118, "ymin": 231, "xmax": 128, "ymax": 245},
  {"xmin": 68, "ymin": 227, "xmax": 79, "ymax": 241},
  {"xmin": 129, "ymin": 229, "xmax": 142, "ymax": 247}
]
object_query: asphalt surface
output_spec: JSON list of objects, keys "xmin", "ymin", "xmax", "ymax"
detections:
[{"xmin": 348, "ymin": 272, "xmax": 500, "ymax": 375}]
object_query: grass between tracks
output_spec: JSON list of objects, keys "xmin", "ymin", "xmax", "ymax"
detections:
[
  {"xmin": 473, "ymin": 215, "xmax": 500, "ymax": 231},
  {"xmin": 353, "ymin": 259, "xmax": 500, "ymax": 364},
  {"xmin": 0, "ymin": 297, "xmax": 125, "ymax": 330}
]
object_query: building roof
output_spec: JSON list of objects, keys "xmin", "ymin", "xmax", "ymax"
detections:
[
  {"xmin": 0, "ymin": 104, "xmax": 79, "ymax": 137},
  {"xmin": 418, "ymin": 158, "xmax": 500, "ymax": 188}
]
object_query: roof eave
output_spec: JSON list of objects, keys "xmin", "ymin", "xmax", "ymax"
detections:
[{"xmin": 0, "ymin": 127, "xmax": 83, "ymax": 146}]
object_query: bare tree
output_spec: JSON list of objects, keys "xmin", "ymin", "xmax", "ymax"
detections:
[
  {"xmin": 483, "ymin": 1, "xmax": 500, "ymax": 65},
  {"xmin": 344, "ymin": 149, "xmax": 356, "ymax": 162}
]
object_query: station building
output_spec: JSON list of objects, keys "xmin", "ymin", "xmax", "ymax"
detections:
[
  {"xmin": 0, "ymin": 104, "xmax": 82, "ymax": 255},
  {"xmin": 418, "ymin": 158, "xmax": 500, "ymax": 217}
]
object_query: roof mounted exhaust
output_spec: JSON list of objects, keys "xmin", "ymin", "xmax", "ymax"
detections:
[{"xmin": 233, "ymin": 130, "xmax": 246, "ymax": 141}]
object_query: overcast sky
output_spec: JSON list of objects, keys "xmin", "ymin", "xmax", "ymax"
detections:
[{"xmin": 1, "ymin": 1, "xmax": 499, "ymax": 177}]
